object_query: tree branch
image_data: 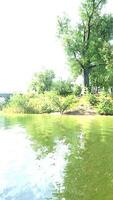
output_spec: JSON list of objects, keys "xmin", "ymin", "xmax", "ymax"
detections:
[
  {"xmin": 85, "ymin": 1, "xmax": 96, "ymax": 48},
  {"xmin": 88, "ymin": 62, "xmax": 106, "ymax": 70},
  {"xmin": 73, "ymin": 51, "xmax": 85, "ymax": 69},
  {"xmin": 95, "ymin": 0, "xmax": 103, "ymax": 10}
]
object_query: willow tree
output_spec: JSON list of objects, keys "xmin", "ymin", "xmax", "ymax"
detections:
[{"xmin": 57, "ymin": 0, "xmax": 113, "ymax": 90}]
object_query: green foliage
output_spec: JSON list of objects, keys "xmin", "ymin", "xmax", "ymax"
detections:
[
  {"xmin": 52, "ymin": 95, "xmax": 76, "ymax": 114},
  {"xmin": 4, "ymin": 92, "xmax": 76, "ymax": 114},
  {"xmin": 88, "ymin": 94, "xmax": 98, "ymax": 106},
  {"xmin": 57, "ymin": 0, "xmax": 113, "ymax": 89},
  {"xmin": 98, "ymin": 98, "xmax": 113, "ymax": 115},
  {"xmin": 4, "ymin": 93, "xmax": 54, "ymax": 114},
  {"xmin": 73, "ymin": 85, "xmax": 82, "ymax": 96},
  {"xmin": 33, "ymin": 92, "xmax": 57, "ymax": 114},
  {"xmin": 4, "ymin": 91, "xmax": 113, "ymax": 116},
  {"xmin": 53, "ymin": 80, "xmax": 73, "ymax": 96},
  {"xmin": 4, "ymin": 94, "xmax": 30, "ymax": 113},
  {"xmin": 29, "ymin": 70, "xmax": 55, "ymax": 94},
  {"xmin": 4, "ymin": 92, "xmax": 75, "ymax": 114},
  {"xmin": 90, "ymin": 43, "xmax": 113, "ymax": 91}
]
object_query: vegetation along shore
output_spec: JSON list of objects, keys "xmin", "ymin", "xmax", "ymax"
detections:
[{"xmin": 0, "ymin": 69, "xmax": 113, "ymax": 116}]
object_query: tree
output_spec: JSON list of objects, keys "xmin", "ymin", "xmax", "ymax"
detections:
[
  {"xmin": 53, "ymin": 80, "xmax": 73, "ymax": 96},
  {"xmin": 29, "ymin": 70, "xmax": 55, "ymax": 93},
  {"xmin": 90, "ymin": 42, "xmax": 113, "ymax": 92},
  {"xmin": 57, "ymin": 0, "xmax": 113, "ymax": 90}
]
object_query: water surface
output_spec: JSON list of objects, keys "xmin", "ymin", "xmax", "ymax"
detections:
[{"xmin": 0, "ymin": 114, "xmax": 113, "ymax": 200}]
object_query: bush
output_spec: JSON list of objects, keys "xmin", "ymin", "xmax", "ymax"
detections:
[
  {"xmin": 34, "ymin": 92, "xmax": 56, "ymax": 113},
  {"xmin": 53, "ymin": 80, "xmax": 73, "ymax": 96},
  {"xmin": 52, "ymin": 95, "xmax": 76, "ymax": 114},
  {"xmin": 4, "ymin": 92, "xmax": 76, "ymax": 114},
  {"xmin": 98, "ymin": 98, "xmax": 113, "ymax": 115},
  {"xmin": 88, "ymin": 94, "xmax": 98, "ymax": 106},
  {"xmin": 4, "ymin": 94, "xmax": 29, "ymax": 113},
  {"xmin": 73, "ymin": 85, "xmax": 82, "ymax": 96},
  {"xmin": 4, "ymin": 92, "xmax": 57, "ymax": 114}
]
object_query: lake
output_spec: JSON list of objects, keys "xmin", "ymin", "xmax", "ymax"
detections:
[{"xmin": 0, "ymin": 114, "xmax": 113, "ymax": 200}]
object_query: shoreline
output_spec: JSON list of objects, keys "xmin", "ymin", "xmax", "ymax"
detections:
[
  {"xmin": 0, "ymin": 107, "xmax": 113, "ymax": 116},
  {"xmin": 1, "ymin": 110, "xmax": 112, "ymax": 117}
]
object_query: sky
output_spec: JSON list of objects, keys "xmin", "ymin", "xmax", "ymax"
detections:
[{"xmin": 0, "ymin": 0, "xmax": 113, "ymax": 92}]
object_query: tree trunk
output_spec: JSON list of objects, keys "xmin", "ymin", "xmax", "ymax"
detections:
[
  {"xmin": 111, "ymin": 87, "xmax": 113, "ymax": 93},
  {"xmin": 96, "ymin": 86, "xmax": 99, "ymax": 94},
  {"xmin": 83, "ymin": 69, "xmax": 90, "ymax": 90}
]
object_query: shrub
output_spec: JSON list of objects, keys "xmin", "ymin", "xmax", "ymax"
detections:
[
  {"xmin": 98, "ymin": 98, "xmax": 113, "ymax": 115},
  {"xmin": 35, "ymin": 93, "xmax": 55, "ymax": 113},
  {"xmin": 4, "ymin": 92, "xmax": 76, "ymax": 114},
  {"xmin": 4, "ymin": 92, "xmax": 57, "ymax": 114},
  {"xmin": 4, "ymin": 94, "xmax": 29, "ymax": 113},
  {"xmin": 53, "ymin": 80, "xmax": 73, "ymax": 96},
  {"xmin": 52, "ymin": 95, "xmax": 75, "ymax": 114},
  {"xmin": 88, "ymin": 94, "xmax": 98, "ymax": 106},
  {"xmin": 73, "ymin": 85, "xmax": 82, "ymax": 96}
]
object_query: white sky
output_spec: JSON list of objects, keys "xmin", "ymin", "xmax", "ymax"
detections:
[{"xmin": 0, "ymin": 0, "xmax": 112, "ymax": 92}]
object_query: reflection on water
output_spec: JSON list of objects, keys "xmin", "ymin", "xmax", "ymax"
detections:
[
  {"xmin": 0, "ymin": 115, "xmax": 113, "ymax": 199},
  {"xmin": 0, "ymin": 126, "xmax": 69, "ymax": 200}
]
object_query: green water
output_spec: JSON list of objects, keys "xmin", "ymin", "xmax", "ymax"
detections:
[{"xmin": 0, "ymin": 114, "xmax": 113, "ymax": 200}]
